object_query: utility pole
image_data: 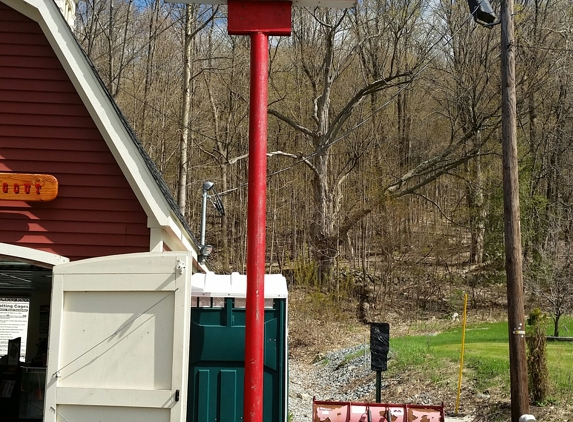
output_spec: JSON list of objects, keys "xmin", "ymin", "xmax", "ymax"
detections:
[
  {"xmin": 468, "ymin": 0, "xmax": 531, "ymax": 418},
  {"xmin": 500, "ymin": 0, "xmax": 530, "ymax": 419}
]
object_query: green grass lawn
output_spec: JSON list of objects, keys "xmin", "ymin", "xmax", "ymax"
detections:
[{"xmin": 388, "ymin": 317, "xmax": 573, "ymax": 401}]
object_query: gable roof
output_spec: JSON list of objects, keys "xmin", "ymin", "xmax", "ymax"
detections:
[{"xmin": 2, "ymin": 0, "xmax": 200, "ymax": 255}]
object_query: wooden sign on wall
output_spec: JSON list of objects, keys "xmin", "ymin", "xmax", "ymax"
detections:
[{"xmin": 0, "ymin": 173, "xmax": 58, "ymax": 201}]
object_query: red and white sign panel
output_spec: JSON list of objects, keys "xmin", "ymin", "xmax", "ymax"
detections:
[{"xmin": 313, "ymin": 399, "xmax": 445, "ymax": 422}]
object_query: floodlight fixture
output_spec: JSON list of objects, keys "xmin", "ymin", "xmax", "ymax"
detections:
[
  {"xmin": 198, "ymin": 181, "xmax": 224, "ymax": 264},
  {"xmin": 203, "ymin": 181, "xmax": 215, "ymax": 192},
  {"xmin": 467, "ymin": 0, "xmax": 499, "ymax": 26},
  {"xmin": 199, "ymin": 244, "xmax": 213, "ymax": 264}
]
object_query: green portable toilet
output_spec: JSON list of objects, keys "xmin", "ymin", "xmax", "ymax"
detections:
[{"xmin": 188, "ymin": 272, "xmax": 288, "ymax": 422}]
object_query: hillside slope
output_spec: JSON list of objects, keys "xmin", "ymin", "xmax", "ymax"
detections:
[{"xmin": 287, "ymin": 290, "xmax": 572, "ymax": 421}]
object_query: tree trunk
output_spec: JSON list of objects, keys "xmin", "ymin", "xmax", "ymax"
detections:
[
  {"xmin": 466, "ymin": 148, "xmax": 486, "ymax": 265},
  {"xmin": 178, "ymin": 4, "xmax": 194, "ymax": 216},
  {"xmin": 310, "ymin": 149, "xmax": 338, "ymax": 286},
  {"xmin": 553, "ymin": 315, "xmax": 560, "ymax": 338}
]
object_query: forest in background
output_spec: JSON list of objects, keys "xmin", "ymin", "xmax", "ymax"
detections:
[{"xmin": 73, "ymin": 0, "xmax": 572, "ymax": 333}]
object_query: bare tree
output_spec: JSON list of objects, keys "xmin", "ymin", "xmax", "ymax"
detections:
[
  {"xmin": 268, "ymin": 8, "xmax": 417, "ymax": 284},
  {"xmin": 177, "ymin": 5, "xmax": 218, "ymax": 216},
  {"xmin": 528, "ymin": 246, "xmax": 573, "ymax": 337}
]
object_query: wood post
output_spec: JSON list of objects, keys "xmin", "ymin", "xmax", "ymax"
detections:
[{"xmin": 500, "ymin": 0, "xmax": 530, "ymax": 419}]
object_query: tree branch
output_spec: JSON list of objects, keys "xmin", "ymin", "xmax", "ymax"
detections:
[
  {"xmin": 327, "ymin": 72, "xmax": 412, "ymax": 143},
  {"xmin": 339, "ymin": 207, "xmax": 372, "ymax": 237},
  {"xmin": 268, "ymin": 109, "xmax": 315, "ymax": 138},
  {"xmin": 384, "ymin": 118, "xmax": 499, "ymax": 197},
  {"xmin": 228, "ymin": 150, "xmax": 319, "ymax": 175}
]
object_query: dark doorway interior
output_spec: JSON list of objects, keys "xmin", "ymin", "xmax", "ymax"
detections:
[{"xmin": 0, "ymin": 259, "xmax": 51, "ymax": 422}]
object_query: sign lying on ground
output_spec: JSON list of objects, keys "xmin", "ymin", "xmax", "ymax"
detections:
[{"xmin": 313, "ymin": 399, "xmax": 445, "ymax": 422}]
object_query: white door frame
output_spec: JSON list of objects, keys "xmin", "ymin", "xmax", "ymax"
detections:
[{"xmin": 0, "ymin": 243, "xmax": 70, "ymax": 267}]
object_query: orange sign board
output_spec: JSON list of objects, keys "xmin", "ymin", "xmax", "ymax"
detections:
[{"xmin": 0, "ymin": 173, "xmax": 58, "ymax": 202}]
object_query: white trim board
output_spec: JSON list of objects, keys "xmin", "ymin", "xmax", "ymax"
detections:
[{"xmin": 0, "ymin": 243, "xmax": 69, "ymax": 267}]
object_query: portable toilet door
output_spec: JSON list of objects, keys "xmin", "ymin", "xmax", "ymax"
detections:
[{"xmin": 187, "ymin": 272, "xmax": 288, "ymax": 422}]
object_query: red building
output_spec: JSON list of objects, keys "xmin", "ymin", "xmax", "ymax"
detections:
[
  {"xmin": 0, "ymin": 0, "xmax": 203, "ymax": 420},
  {"xmin": 0, "ymin": 0, "xmax": 199, "ymax": 261}
]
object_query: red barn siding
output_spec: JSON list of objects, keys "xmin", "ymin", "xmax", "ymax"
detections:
[{"xmin": 0, "ymin": 2, "xmax": 150, "ymax": 261}]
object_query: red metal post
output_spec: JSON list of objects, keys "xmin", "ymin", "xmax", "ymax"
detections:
[
  {"xmin": 227, "ymin": 3, "xmax": 290, "ymax": 421},
  {"xmin": 244, "ymin": 31, "xmax": 269, "ymax": 422}
]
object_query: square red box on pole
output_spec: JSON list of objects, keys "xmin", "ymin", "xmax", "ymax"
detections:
[{"xmin": 227, "ymin": 1, "xmax": 292, "ymax": 36}]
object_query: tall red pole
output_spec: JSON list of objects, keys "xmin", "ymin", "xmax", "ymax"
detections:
[
  {"xmin": 227, "ymin": 3, "xmax": 290, "ymax": 420},
  {"xmin": 244, "ymin": 31, "xmax": 269, "ymax": 422}
]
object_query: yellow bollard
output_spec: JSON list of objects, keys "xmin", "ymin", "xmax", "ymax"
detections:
[{"xmin": 455, "ymin": 293, "xmax": 468, "ymax": 415}]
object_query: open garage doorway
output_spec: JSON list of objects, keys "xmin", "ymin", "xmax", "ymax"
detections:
[{"xmin": 0, "ymin": 243, "xmax": 68, "ymax": 421}]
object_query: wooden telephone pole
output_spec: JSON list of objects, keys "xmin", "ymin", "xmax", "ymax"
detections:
[{"xmin": 500, "ymin": 0, "xmax": 530, "ymax": 419}]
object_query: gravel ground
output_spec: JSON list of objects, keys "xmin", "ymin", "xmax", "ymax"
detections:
[
  {"xmin": 288, "ymin": 344, "xmax": 377, "ymax": 422},
  {"xmin": 287, "ymin": 346, "xmax": 570, "ymax": 422},
  {"xmin": 287, "ymin": 344, "xmax": 471, "ymax": 422}
]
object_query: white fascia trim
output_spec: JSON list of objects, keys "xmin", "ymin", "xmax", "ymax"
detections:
[
  {"xmin": 162, "ymin": 227, "xmax": 208, "ymax": 274},
  {"xmin": 164, "ymin": 219, "xmax": 196, "ymax": 252},
  {"xmin": 19, "ymin": 0, "xmax": 172, "ymax": 228},
  {"xmin": 162, "ymin": 221, "xmax": 210, "ymax": 273},
  {"xmin": 0, "ymin": 242, "xmax": 70, "ymax": 268},
  {"xmin": 147, "ymin": 214, "xmax": 196, "ymax": 253},
  {"xmin": 149, "ymin": 227, "xmax": 164, "ymax": 252}
]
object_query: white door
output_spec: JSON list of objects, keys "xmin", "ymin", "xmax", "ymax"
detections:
[{"xmin": 44, "ymin": 252, "xmax": 192, "ymax": 422}]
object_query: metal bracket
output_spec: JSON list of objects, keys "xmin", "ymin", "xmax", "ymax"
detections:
[
  {"xmin": 176, "ymin": 259, "xmax": 186, "ymax": 274},
  {"xmin": 513, "ymin": 323, "xmax": 525, "ymax": 337}
]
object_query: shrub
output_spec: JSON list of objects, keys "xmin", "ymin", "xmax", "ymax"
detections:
[{"xmin": 526, "ymin": 308, "xmax": 549, "ymax": 404}]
